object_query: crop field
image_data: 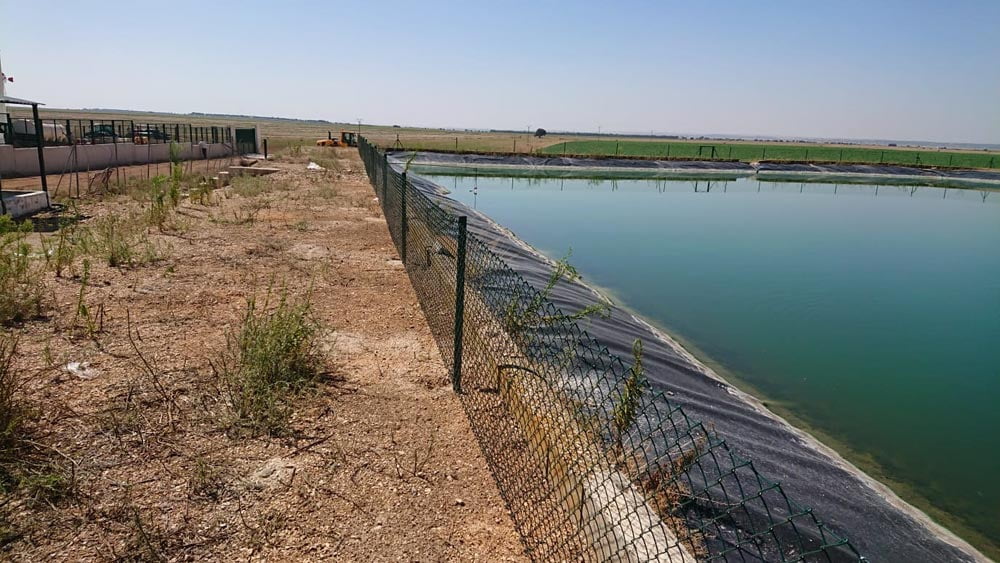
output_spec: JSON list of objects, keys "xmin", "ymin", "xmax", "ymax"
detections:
[{"xmin": 540, "ymin": 140, "xmax": 1000, "ymax": 169}]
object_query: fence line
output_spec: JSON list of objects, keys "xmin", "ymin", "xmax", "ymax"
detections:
[
  {"xmin": 2, "ymin": 117, "xmax": 234, "ymax": 148},
  {"xmin": 375, "ymin": 134, "xmax": 1000, "ymax": 170},
  {"xmin": 359, "ymin": 137, "xmax": 864, "ymax": 562}
]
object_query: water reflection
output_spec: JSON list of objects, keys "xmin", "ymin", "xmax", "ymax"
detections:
[
  {"xmin": 430, "ymin": 173, "xmax": 996, "ymax": 210},
  {"xmin": 419, "ymin": 171, "xmax": 1000, "ymax": 547}
]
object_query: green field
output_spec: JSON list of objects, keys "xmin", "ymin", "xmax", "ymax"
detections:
[
  {"xmin": 541, "ymin": 140, "xmax": 1000, "ymax": 169},
  {"xmin": 15, "ymin": 108, "xmax": 999, "ymax": 171}
]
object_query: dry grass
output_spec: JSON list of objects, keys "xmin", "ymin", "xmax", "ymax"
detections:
[
  {"xmin": 0, "ymin": 217, "xmax": 45, "ymax": 326},
  {"xmin": 0, "ymin": 149, "xmax": 525, "ymax": 561},
  {"xmin": 212, "ymin": 293, "xmax": 321, "ymax": 436},
  {"xmin": 0, "ymin": 333, "xmax": 27, "ymax": 486},
  {"xmin": 0, "ymin": 333, "xmax": 76, "ymax": 511}
]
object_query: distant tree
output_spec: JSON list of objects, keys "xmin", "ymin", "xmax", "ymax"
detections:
[{"xmin": 534, "ymin": 128, "xmax": 547, "ymax": 138}]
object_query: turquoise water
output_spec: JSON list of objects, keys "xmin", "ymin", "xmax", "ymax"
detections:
[{"xmin": 425, "ymin": 172, "xmax": 1000, "ymax": 551}]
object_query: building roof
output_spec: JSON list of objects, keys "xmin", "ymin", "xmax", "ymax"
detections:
[{"xmin": 0, "ymin": 95, "xmax": 43, "ymax": 106}]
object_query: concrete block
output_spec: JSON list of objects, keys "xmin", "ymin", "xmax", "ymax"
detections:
[
  {"xmin": 227, "ymin": 166, "xmax": 280, "ymax": 177},
  {"xmin": 1, "ymin": 190, "xmax": 49, "ymax": 218}
]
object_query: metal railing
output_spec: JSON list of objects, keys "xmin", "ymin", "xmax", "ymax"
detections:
[
  {"xmin": 359, "ymin": 137, "xmax": 863, "ymax": 562},
  {"xmin": 2, "ymin": 117, "xmax": 234, "ymax": 148}
]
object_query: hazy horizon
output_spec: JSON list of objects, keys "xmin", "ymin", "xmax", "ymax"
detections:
[{"xmin": 4, "ymin": 1, "xmax": 999, "ymax": 145}]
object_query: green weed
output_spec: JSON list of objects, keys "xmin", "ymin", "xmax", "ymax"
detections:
[
  {"xmin": 613, "ymin": 339, "xmax": 645, "ymax": 451},
  {"xmin": 73, "ymin": 259, "xmax": 104, "ymax": 337},
  {"xmin": 0, "ymin": 216, "xmax": 44, "ymax": 325},
  {"xmin": 317, "ymin": 185, "xmax": 339, "ymax": 199},
  {"xmin": 212, "ymin": 293, "xmax": 320, "ymax": 436},
  {"xmin": 189, "ymin": 181, "xmax": 217, "ymax": 206},
  {"xmin": 0, "ymin": 333, "xmax": 73, "ymax": 505},
  {"xmin": 145, "ymin": 176, "xmax": 172, "ymax": 231},
  {"xmin": 188, "ymin": 458, "xmax": 229, "ymax": 501},
  {"xmin": 41, "ymin": 215, "xmax": 80, "ymax": 278},
  {"xmin": 19, "ymin": 465, "xmax": 75, "ymax": 504},
  {"xmin": 230, "ymin": 175, "xmax": 269, "ymax": 198},
  {"xmin": 0, "ymin": 333, "xmax": 27, "ymax": 490},
  {"xmin": 82, "ymin": 213, "xmax": 163, "ymax": 268},
  {"xmin": 504, "ymin": 250, "xmax": 610, "ymax": 335}
]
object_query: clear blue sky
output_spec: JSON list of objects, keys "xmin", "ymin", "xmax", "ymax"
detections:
[{"xmin": 4, "ymin": 1, "xmax": 999, "ymax": 143}]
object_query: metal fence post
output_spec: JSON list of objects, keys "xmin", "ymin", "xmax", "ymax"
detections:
[
  {"xmin": 382, "ymin": 153, "xmax": 388, "ymax": 199},
  {"xmin": 31, "ymin": 103, "xmax": 49, "ymax": 203},
  {"xmin": 452, "ymin": 215, "xmax": 468, "ymax": 393},
  {"xmin": 400, "ymin": 171, "xmax": 408, "ymax": 264},
  {"xmin": 0, "ymin": 169, "xmax": 6, "ymax": 216}
]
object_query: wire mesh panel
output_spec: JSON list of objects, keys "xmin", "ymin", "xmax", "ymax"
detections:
[
  {"xmin": 358, "ymin": 137, "xmax": 863, "ymax": 562},
  {"xmin": 1, "ymin": 117, "xmax": 238, "ymax": 148}
]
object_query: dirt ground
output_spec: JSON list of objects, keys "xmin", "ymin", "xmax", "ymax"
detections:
[{"xmin": 1, "ymin": 146, "xmax": 526, "ymax": 561}]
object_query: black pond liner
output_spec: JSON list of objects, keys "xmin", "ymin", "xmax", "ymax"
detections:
[
  {"xmin": 394, "ymin": 151, "xmax": 985, "ymax": 563},
  {"xmin": 400, "ymin": 150, "xmax": 1000, "ymax": 190}
]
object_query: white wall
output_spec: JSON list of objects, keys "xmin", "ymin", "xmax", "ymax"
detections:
[{"xmin": 0, "ymin": 142, "xmax": 235, "ymax": 177}]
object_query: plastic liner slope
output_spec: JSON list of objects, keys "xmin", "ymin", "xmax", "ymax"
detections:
[
  {"xmin": 397, "ymin": 161, "xmax": 987, "ymax": 563},
  {"xmin": 397, "ymin": 151, "xmax": 1000, "ymax": 190},
  {"xmin": 367, "ymin": 145, "xmax": 864, "ymax": 561}
]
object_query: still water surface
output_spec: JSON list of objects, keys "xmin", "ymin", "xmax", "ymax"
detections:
[{"xmin": 424, "ymin": 172, "xmax": 1000, "ymax": 548}]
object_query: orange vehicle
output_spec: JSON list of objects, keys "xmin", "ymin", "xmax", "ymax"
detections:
[
  {"xmin": 315, "ymin": 131, "xmax": 359, "ymax": 147},
  {"xmin": 339, "ymin": 131, "xmax": 358, "ymax": 147}
]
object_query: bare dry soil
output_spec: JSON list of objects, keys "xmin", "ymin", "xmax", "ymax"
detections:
[{"xmin": 1, "ymin": 146, "xmax": 525, "ymax": 561}]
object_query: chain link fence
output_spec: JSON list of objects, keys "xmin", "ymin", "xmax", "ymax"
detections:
[{"xmin": 360, "ymin": 137, "xmax": 864, "ymax": 562}]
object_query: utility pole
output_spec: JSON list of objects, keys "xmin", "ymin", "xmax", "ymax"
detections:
[{"xmin": 357, "ymin": 118, "xmax": 362, "ymax": 139}]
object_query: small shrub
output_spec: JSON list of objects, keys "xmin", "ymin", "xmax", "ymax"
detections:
[
  {"xmin": 311, "ymin": 156, "xmax": 342, "ymax": 172},
  {"xmin": 212, "ymin": 294, "xmax": 320, "ymax": 436},
  {"xmin": 0, "ymin": 332, "xmax": 75, "ymax": 505},
  {"xmin": 504, "ymin": 250, "xmax": 610, "ymax": 335},
  {"xmin": 0, "ymin": 333, "xmax": 27, "ymax": 490},
  {"xmin": 190, "ymin": 181, "xmax": 217, "ymax": 206},
  {"xmin": 230, "ymin": 175, "xmax": 268, "ymax": 198},
  {"xmin": 83, "ymin": 213, "xmax": 163, "ymax": 268},
  {"xmin": 0, "ymin": 217, "xmax": 44, "ymax": 325},
  {"xmin": 168, "ymin": 142, "xmax": 183, "ymax": 174},
  {"xmin": 19, "ymin": 464, "xmax": 75, "ymax": 504},
  {"xmin": 224, "ymin": 199, "xmax": 269, "ymax": 226},
  {"xmin": 145, "ymin": 175, "xmax": 171, "ymax": 230},
  {"xmin": 188, "ymin": 458, "xmax": 229, "ymax": 501},
  {"xmin": 73, "ymin": 259, "xmax": 104, "ymax": 337},
  {"xmin": 168, "ymin": 178, "xmax": 181, "ymax": 208},
  {"xmin": 317, "ymin": 185, "xmax": 339, "ymax": 199},
  {"xmin": 613, "ymin": 339, "xmax": 645, "ymax": 450},
  {"xmin": 41, "ymin": 215, "xmax": 80, "ymax": 278}
]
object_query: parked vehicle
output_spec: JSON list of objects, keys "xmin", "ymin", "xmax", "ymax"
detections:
[
  {"xmin": 82, "ymin": 124, "xmax": 119, "ymax": 144},
  {"xmin": 136, "ymin": 127, "xmax": 171, "ymax": 141},
  {"xmin": 10, "ymin": 119, "xmax": 68, "ymax": 145}
]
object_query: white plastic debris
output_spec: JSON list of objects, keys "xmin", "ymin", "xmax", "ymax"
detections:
[
  {"xmin": 306, "ymin": 161, "xmax": 325, "ymax": 170},
  {"xmin": 64, "ymin": 361, "xmax": 99, "ymax": 380}
]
